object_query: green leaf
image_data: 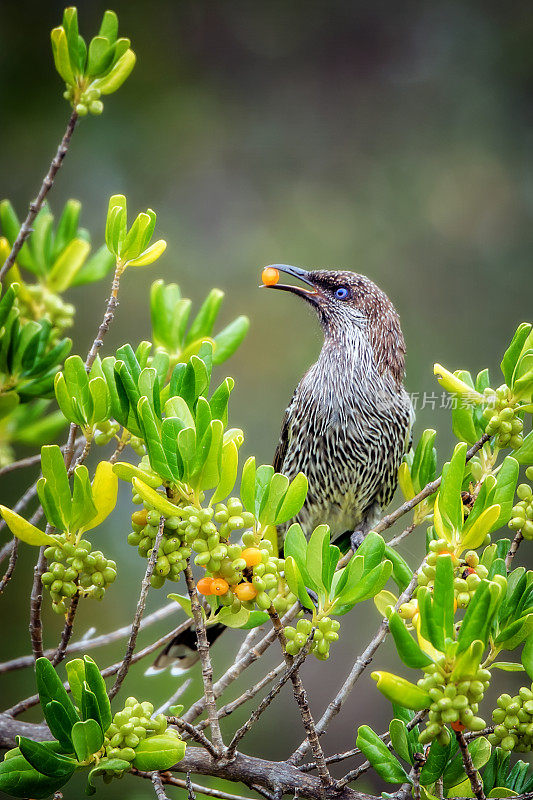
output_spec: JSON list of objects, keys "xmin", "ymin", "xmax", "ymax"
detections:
[
  {"xmin": 43, "ymin": 700, "xmax": 74, "ymax": 752},
  {"xmin": 513, "ymin": 430, "xmax": 533, "ymax": 464},
  {"xmin": 521, "ymin": 632, "xmax": 533, "ymax": 680},
  {"xmin": 240, "ymin": 456, "xmax": 256, "ymax": 514},
  {"xmin": 36, "ymin": 657, "xmax": 79, "ymax": 729},
  {"xmin": 40, "ymin": 445, "xmax": 72, "ymax": 529},
  {"xmin": 91, "ymin": 48, "xmax": 136, "ymax": 95},
  {"xmin": 260, "ymin": 472, "xmax": 289, "ymax": 525},
  {"xmin": 71, "ymin": 719, "xmax": 103, "ymax": 762},
  {"xmin": 433, "ymin": 555, "xmax": 455, "ymax": 642},
  {"xmin": 137, "ymin": 396, "xmax": 173, "ymax": 482},
  {"xmin": 83, "ymin": 657, "xmax": 111, "ymax": 732},
  {"xmin": 371, "ymin": 671, "xmax": 431, "ymax": 711},
  {"xmin": 185, "ymin": 288, "xmax": 224, "ymax": 345},
  {"xmin": 48, "ymin": 238, "xmax": 90, "ymax": 292},
  {"xmin": 211, "ymin": 440, "xmax": 239, "ymax": 503},
  {"xmin": 215, "ymin": 605, "xmax": 251, "ymax": 628},
  {"xmin": 284, "ymin": 556, "xmax": 315, "ymax": 610},
  {"xmin": 71, "ymin": 466, "xmax": 97, "ymax": 532},
  {"xmin": 0, "ymin": 752, "xmax": 71, "ymax": 799},
  {"xmin": 65, "ymin": 658, "xmax": 86, "ymax": 708},
  {"xmin": 131, "ymin": 478, "xmax": 182, "ymax": 519},
  {"xmin": 168, "ymin": 593, "xmax": 194, "ymax": 619},
  {"xmin": 17, "ymin": 737, "xmax": 76, "ymax": 780},
  {"xmin": 212, "ymin": 315, "xmax": 250, "ymax": 364},
  {"xmin": 495, "ymin": 613, "xmax": 533, "ymax": 651},
  {"xmin": 491, "ymin": 662, "xmax": 524, "ymax": 672},
  {"xmin": 420, "ymin": 738, "xmax": 453, "ymax": 785},
  {"xmin": 240, "ymin": 610, "xmax": 270, "ymax": 629},
  {"xmin": 501, "ymin": 323, "xmax": 532, "ymax": 385},
  {"xmin": 439, "ymin": 442, "xmax": 467, "ymax": 534},
  {"xmin": 132, "ymin": 734, "xmax": 186, "ymax": 771},
  {"xmin": 356, "ymin": 725, "xmax": 411, "ymax": 784},
  {"xmin": 51, "ymin": 27, "xmax": 76, "ymax": 85},
  {"xmin": 86, "ymin": 758, "xmax": 130, "ymax": 795},
  {"xmin": 389, "ymin": 718, "xmax": 413, "ymax": 765},
  {"xmin": 388, "ymin": 611, "xmax": 433, "ymax": 669},
  {"xmin": 275, "ymin": 472, "xmax": 308, "ymax": 524},
  {"xmin": 335, "ymin": 560, "xmax": 392, "ymax": 612},
  {"xmin": 305, "ymin": 524, "xmax": 330, "ymax": 595}
]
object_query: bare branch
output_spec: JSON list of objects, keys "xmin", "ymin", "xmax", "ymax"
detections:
[
  {"xmin": 0, "ymin": 600, "xmax": 177, "ymax": 674},
  {"xmin": 227, "ymin": 633, "xmax": 313, "ymax": 758},
  {"xmin": 134, "ymin": 769, "xmax": 257, "ymax": 800},
  {"xmin": 151, "ymin": 772, "xmax": 171, "ymax": 800},
  {"xmin": 29, "ymin": 546, "xmax": 47, "ymax": 660},
  {"xmin": 455, "ymin": 730, "xmax": 485, "ymax": 800},
  {"xmin": 289, "ymin": 566, "xmax": 421, "ymax": 764},
  {"xmin": 167, "ymin": 715, "xmax": 219, "ymax": 759},
  {"xmin": 109, "ymin": 516, "xmax": 165, "ymax": 699},
  {"xmin": 268, "ymin": 608, "xmax": 332, "ymax": 786},
  {"xmin": 506, "ymin": 530, "xmax": 523, "ymax": 569},
  {"xmin": 50, "ymin": 593, "xmax": 80, "ymax": 666},
  {"xmin": 0, "ymin": 110, "xmax": 78, "ymax": 282},
  {"xmin": 0, "ymin": 538, "xmax": 18, "ymax": 595},
  {"xmin": 387, "ymin": 522, "xmax": 416, "ymax": 548},
  {"xmin": 183, "ymin": 561, "xmax": 224, "ymax": 754}
]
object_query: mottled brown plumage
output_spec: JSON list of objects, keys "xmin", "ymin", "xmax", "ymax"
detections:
[{"xmin": 150, "ymin": 265, "xmax": 412, "ymax": 672}]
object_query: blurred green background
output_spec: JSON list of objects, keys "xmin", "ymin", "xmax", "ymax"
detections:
[{"xmin": 1, "ymin": 0, "xmax": 533, "ymax": 796}]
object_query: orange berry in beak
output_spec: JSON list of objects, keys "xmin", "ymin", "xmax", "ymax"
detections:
[{"xmin": 262, "ymin": 267, "xmax": 279, "ymax": 286}]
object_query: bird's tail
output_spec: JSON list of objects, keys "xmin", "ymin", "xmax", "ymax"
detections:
[{"xmin": 146, "ymin": 622, "xmax": 226, "ymax": 676}]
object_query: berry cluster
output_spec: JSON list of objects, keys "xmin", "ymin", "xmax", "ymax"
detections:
[
  {"xmin": 64, "ymin": 86, "xmax": 104, "ymax": 116},
  {"xmin": 104, "ymin": 696, "xmax": 181, "ymax": 762},
  {"xmin": 508, "ymin": 473, "xmax": 533, "ymax": 541},
  {"xmin": 490, "ymin": 687, "xmax": 533, "ymax": 752},
  {"xmin": 128, "ymin": 509, "xmax": 190, "ymax": 588},
  {"xmin": 94, "ymin": 419, "xmax": 120, "ymax": 446},
  {"xmin": 416, "ymin": 542, "xmax": 488, "ymax": 609},
  {"xmin": 417, "ymin": 661, "xmax": 489, "ymax": 745},
  {"xmin": 482, "ymin": 386, "xmax": 523, "ymax": 449},
  {"xmin": 284, "ymin": 617, "xmax": 340, "ymax": 661},
  {"xmin": 23, "ymin": 285, "xmax": 75, "ymax": 335},
  {"xmin": 42, "ymin": 535, "xmax": 117, "ymax": 613}
]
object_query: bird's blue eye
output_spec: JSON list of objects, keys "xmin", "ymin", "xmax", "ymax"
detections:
[{"xmin": 335, "ymin": 287, "xmax": 350, "ymax": 300}]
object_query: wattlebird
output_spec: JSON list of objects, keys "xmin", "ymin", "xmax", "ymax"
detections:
[{"xmin": 149, "ymin": 265, "xmax": 412, "ymax": 673}]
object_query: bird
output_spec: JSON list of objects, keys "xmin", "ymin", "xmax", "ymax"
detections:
[{"xmin": 149, "ymin": 265, "xmax": 413, "ymax": 673}]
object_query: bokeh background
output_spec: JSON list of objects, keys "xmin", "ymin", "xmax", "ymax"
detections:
[{"xmin": 1, "ymin": 0, "xmax": 533, "ymax": 796}]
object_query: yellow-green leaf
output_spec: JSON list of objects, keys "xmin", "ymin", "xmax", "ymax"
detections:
[
  {"xmin": 81, "ymin": 462, "xmax": 118, "ymax": 533},
  {"xmin": 0, "ymin": 506, "xmax": 57, "ymax": 546},
  {"xmin": 125, "ymin": 239, "xmax": 166, "ymax": 267}
]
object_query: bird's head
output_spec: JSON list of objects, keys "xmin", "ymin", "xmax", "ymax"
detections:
[{"xmin": 261, "ymin": 264, "xmax": 406, "ymax": 384}]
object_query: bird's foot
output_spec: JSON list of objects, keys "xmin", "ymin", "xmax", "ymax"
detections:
[{"xmin": 350, "ymin": 529, "xmax": 365, "ymax": 552}]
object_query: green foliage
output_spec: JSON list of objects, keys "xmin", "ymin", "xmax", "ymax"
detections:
[
  {"xmin": 0, "ymin": 657, "xmax": 184, "ymax": 799},
  {"xmin": 105, "ymin": 195, "xmax": 166, "ymax": 269},
  {"xmin": 51, "ymin": 8, "xmax": 136, "ymax": 115}
]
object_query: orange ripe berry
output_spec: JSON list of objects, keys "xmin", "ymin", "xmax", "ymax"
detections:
[
  {"xmin": 211, "ymin": 578, "xmax": 230, "ymax": 596},
  {"xmin": 234, "ymin": 582, "xmax": 257, "ymax": 601},
  {"xmin": 451, "ymin": 720, "xmax": 466, "ymax": 732},
  {"xmin": 131, "ymin": 509, "xmax": 148, "ymax": 526},
  {"xmin": 197, "ymin": 577, "xmax": 215, "ymax": 595},
  {"xmin": 241, "ymin": 547, "xmax": 263, "ymax": 568},
  {"xmin": 262, "ymin": 267, "xmax": 279, "ymax": 286},
  {"xmin": 453, "ymin": 598, "xmax": 458, "ymax": 613}
]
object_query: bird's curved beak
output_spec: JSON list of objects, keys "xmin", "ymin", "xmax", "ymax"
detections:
[{"xmin": 261, "ymin": 264, "xmax": 320, "ymax": 301}]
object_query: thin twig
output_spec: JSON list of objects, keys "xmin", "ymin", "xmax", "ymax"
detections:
[
  {"xmin": 506, "ymin": 530, "xmax": 524, "ymax": 569},
  {"xmin": 183, "ymin": 561, "xmax": 224, "ymax": 753},
  {"xmin": 455, "ymin": 730, "xmax": 485, "ymax": 800},
  {"xmin": 194, "ymin": 662, "xmax": 286, "ymax": 734},
  {"xmin": 4, "ymin": 617, "xmax": 193, "ymax": 717},
  {"xmin": 50, "ymin": 593, "xmax": 80, "ymax": 666},
  {"xmin": 133, "ymin": 769, "xmax": 257, "ymax": 800},
  {"xmin": 0, "ymin": 600, "xmax": 177, "ymax": 674},
  {"xmin": 388, "ymin": 522, "xmax": 416, "ymax": 548},
  {"xmin": 268, "ymin": 607, "xmax": 332, "ymax": 786},
  {"xmin": 151, "ymin": 772, "xmax": 171, "ymax": 800},
  {"xmin": 167, "ymin": 715, "xmax": 219, "ymax": 758},
  {"xmin": 235, "ymin": 625, "xmax": 265, "ymax": 663},
  {"xmin": 0, "ymin": 440, "xmax": 80, "ymax": 478},
  {"xmin": 109, "ymin": 516, "xmax": 165, "ymax": 699},
  {"xmin": 227, "ymin": 633, "xmax": 313, "ymax": 758},
  {"xmin": 289, "ymin": 566, "xmax": 422, "ymax": 764},
  {"xmin": 0, "ymin": 110, "xmax": 78, "ymax": 282},
  {"xmin": 0, "ymin": 537, "xmax": 18, "ymax": 594},
  {"xmin": 182, "ymin": 603, "xmax": 299, "ymax": 725},
  {"xmin": 373, "ymin": 434, "xmax": 490, "ymax": 536},
  {"xmin": 29, "ymin": 546, "xmax": 47, "ymax": 660}
]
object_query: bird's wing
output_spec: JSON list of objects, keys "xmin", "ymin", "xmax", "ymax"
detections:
[{"xmin": 273, "ymin": 400, "xmax": 294, "ymax": 472}]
